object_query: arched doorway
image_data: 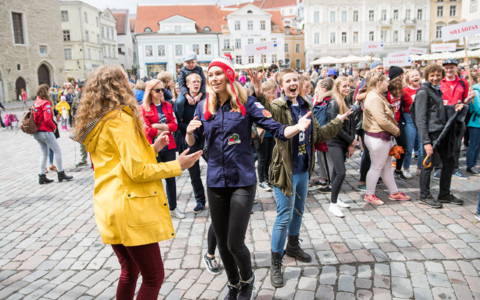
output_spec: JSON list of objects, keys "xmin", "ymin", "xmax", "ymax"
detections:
[
  {"xmin": 15, "ymin": 77, "xmax": 26, "ymax": 100},
  {"xmin": 38, "ymin": 64, "xmax": 50, "ymax": 86}
]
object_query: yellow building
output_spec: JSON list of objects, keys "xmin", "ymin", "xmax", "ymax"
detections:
[
  {"xmin": 430, "ymin": 0, "xmax": 463, "ymax": 47},
  {"xmin": 284, "ymin": 26, "xmax": 305, "ymax": 70}
]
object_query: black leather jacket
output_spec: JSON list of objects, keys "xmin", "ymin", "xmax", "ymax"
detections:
[{"xmin": 326, "ymin": 97, "xmax": 358, "ymax": 148}]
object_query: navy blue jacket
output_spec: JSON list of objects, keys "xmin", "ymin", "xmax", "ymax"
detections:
[{"xmin": 191, "ymin": 95, "xmax": 287, "ymax": 188}]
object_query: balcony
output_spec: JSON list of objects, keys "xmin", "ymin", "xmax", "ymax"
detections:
[
  {"xmin": 379, "ymin": 19, "xmax": 392, "ymax": 26},
  {"xmin": 404, "ymin": 18, "xmax": 416, "ymax": 26}
]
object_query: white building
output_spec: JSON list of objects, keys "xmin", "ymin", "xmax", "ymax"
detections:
[
  {"xmin": 303, "ymin": 0, "xmax": 430, "ymax": 66},
  {"xmin": 100, "ymin": 9, "xmax": 119, "ymax": 67},
  {"xmin": 462, "ymin": 0, "xmax": 480, "ymax": 49},
  {"xmin": 112, "ymin": 9, "xmax": 137, "ymax": 76}
]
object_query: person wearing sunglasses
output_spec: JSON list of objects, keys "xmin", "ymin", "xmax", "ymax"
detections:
[{"xmin": 142, "ymin": 79, "xmax": 184, "ymax": 219}]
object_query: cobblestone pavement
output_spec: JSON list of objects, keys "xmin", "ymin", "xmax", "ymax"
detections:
[{"xmin": 1, "ymin": 106, "xmax": 480, "ymax": 299}]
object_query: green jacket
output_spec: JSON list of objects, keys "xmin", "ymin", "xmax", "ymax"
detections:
[{"xmin": 258, "ymin": 94, "xmax": 342, "ymax": 196}]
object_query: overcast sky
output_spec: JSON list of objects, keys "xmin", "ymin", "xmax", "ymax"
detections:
[{"xmin": 81, "ymin": 0, "xmax": 253, "ymax": 14}]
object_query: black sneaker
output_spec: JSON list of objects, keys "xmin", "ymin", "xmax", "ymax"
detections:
[
  {"xmin": 395, "ymin": 170, "xmax": 407, "ymax": 180},
  {"xmin": 475, "ymin": 212, "xmax": 480, "ymax": 222},
  {"xmin": 319, "ymin": 186, "xmax": 332, "ymax": 193},
  {"xmin": 466, "ymin": 167, "xmax": 480, "ymax": 175},
  {"xmin": 193, "ymin": 202, "xmax": 204, "ymax": 214},
  {"xmin": 420, "ymin": 195, "xmax": 443, "ymax": 209},
  {"xmin": 238, "ymin": 274, "xmax": 255, "ymax": 300},
  {"xmin": 224, "ymin": 283, "xmax": 239, "ymax": 300},
  {"xmin": 438, "ymin": 194, "xmax": 464, "ymax": 206},
  {"xmin": 452, "ymin": 170, "xmax": 469, "ymax": 179},
  {"xmin": 203, "ymin": 254, "xmax": 220, "ymax": 275}
]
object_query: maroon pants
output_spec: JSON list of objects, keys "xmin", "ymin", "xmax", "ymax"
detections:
[{"xmin": 112, "ymin": 243, "xmax": 164, "ymax": 300}]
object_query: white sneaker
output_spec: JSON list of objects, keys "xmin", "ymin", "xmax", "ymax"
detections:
[
  {"xmin": 416, "ymin": 168, "xmax": 421, "ymax": 176},
  {"xmin": 336, "ymin": 199, "xmax": 350, "ymax": 208},
  {"xmin": 329, "ymin": 203, "xmax": 345, "ymax": 218},
  {"xmin": 171, "ymin": 208, "xmax": 185, "ymax": 219},
  {"xmin": 402, "ymin": 169, "xmax": 413, "ymax": 179}
]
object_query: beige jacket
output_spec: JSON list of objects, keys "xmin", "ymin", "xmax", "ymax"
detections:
[{"xmin": 362, "ymin": 91, "xmax": 400, "ymax": 136}]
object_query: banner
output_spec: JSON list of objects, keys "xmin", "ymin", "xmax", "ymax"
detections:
[
  {"xmin": 361, "ymin": 41, "xmax": 384, "ymax": 53},
  {"xmin": 431, "ymin": 43, "xmax": 457, "ymax": 53},
  {"xmin": 244, "ymin": 41, "xmax": 278, "ymax": 56},
  {"xmin": 387, "ymin": 51, "xmax": 409, "ymax": 59},
  {"xmin": 442, "ymin": 19, "xmax": 480, "ymax": 42},
  {"xmin": 383, "ymin": 56, "xmax": 412, "ymax": 68},
  {"xmin": 408, "ymin": 47, "xmax": 427, "ymax": 55}
]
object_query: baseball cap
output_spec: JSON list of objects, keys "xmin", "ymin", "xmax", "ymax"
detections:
[{"xmin": 442, "ymin": 58, "xmax": 458, "ymax": 66}]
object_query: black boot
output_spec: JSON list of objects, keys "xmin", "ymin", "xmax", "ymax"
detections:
[
  {"xmin": 224, "ymin": 283, "xmax": 239, "ymax": 300},
  {"xmin": 39, "ymin": 174, "xmax": 53, "ymax": 184},
  {"xmin": 270, "ymin": 251, "xmax": 284, "ymax": 287},
  {"xmin": 58, "ymin": 171, "xmax": 73, "ymax": 182},
  {"xmin": 285, "ymin": 235, "xmax": 312, "ymax": 262}
]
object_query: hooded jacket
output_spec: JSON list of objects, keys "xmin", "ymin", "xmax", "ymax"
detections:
[{"xmin": 71, "ymin": 106, "xmax": 180, "ymax": 246}]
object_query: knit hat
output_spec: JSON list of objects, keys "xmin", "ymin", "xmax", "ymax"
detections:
[
  {"xmin": 205, "ymin": 54, "xmax": 245, "ymax": 120},
  {"xmin": 388, "ymin": 66, "xmax": 404, "ymax": 81},
  {"xmin": 370, "ymin": 60, "xmax": 383, "ymax": 70}
]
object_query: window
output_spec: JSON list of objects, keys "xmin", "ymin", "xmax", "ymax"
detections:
[
  {"xmin": 295, "ymin": 44, "xmax": 300, "ymax": 53},
  {"xmin": 224, "ymin": 39, "xmax": 230, "ymax": 49},
  {"xmin": 101, "ymin": 27, "xmax": 105, "ymax": 38},
  {"xmin": 247, "ymin": 20, "xmax": 253, "ymax": 30},
  {"xmin": 417, "ymin": 30, "xmax": 422, "ymax": 41},
  {"xmin": 64, "ymin": 48, "xmax": 72, "ymax": 60},
  {"xmin": 99, "ymin": 50, "xmax": 102, "ymax": 60},
  {"xmin": 330, "ymin": 11, "xmax": 335, "ymax": 22},
  {"xmin": 12, "ymin": 12, "xmax": 24, "ymax": 44},
  {"xmin": 248, "ymin": 56, "xmax": 254, "ymax": 63},
  {"xmin": 471, "ymin": 0, "xmax": 478, "ymax": 13},
  {"xmin": 436, "ymin": 25, "xmax": 443, "ymax": 39},
  {"xmin": 158, "ymin": 45, "xmax": 165, "ymax": 56},
  {"xmin": 405, "ymin": 30, "xmax": 411, "ymax": 42},
  {"xmin": 394, "ymin": 30, "xmax": 398, "ymax": 42},
  {"xmin": 236, "ymin": 55, "xmax": 242, "ymax": 64},
  {"xmin": 204, "ymin": 44, "xmax": 211, "ymax": 55},
  {"xmin": 405, "ymin": 9, "xmax": 411, "ymax": 20},
  {"xmin": 341, "ymin": 32, "xmax": 347, "ymax": 43},
  {"xmin": 285, "ymin": 43, "xmax": 289, "ymax": 52},
  {"xmin": 417, "ymin": 9, "xmax": 423, "ymax": 20},
  {"xmin": 84, "ymin": 12, "xmax": 88, "ymax": 23},
  {"xmin": 368, "ymin": 10, "xmax": 374, "ymax": 22},
  {"xmin": 107, "ymin": 28, "xmax": 110, "ymax": 39},
  {"xmin": 235, "ymin": 21, "xmax": 240, "ymax": 30},
  {"xmin": 369, "ymin": 31, "xmax": 374, "ymax": 41},
  {"xmin": 144, "ymin": 27, "xmax": 152, "ymax": 33},
  {"xmin": 63, "ymin": 30, "xmax": 70, "ymax": 41},
  {"xmin": 353, "ymin": 10, "xmax": 359, "ymax": 22},
  {"xmin": 248, "ymin": 38, "xmax": 254, "ymax": 45},
  {"xmin": 260, "ymin": 20, "xmax": 266, "ymax": 30},
  {"xmin": 450, "ymin": 5, "xmax": 457, "ymax": 16},
  {"xmin": 145, "ymin": 45, "xmax": 153, "ymax": 57},
  {"xmin": 96, "ymin": 34, "xmax": 99, "ymax": 43},
  {"xmin": 235, "ymin": 39, "xmax": 241, "ymax": 49},
  {"xmin": 261, "ymin": 38, "xmax": 266, "ymax": 42},
  {"xmin": 314, "ymin": 11, "xmax": 319, "ymax": 23},
  {"xmin": 341, "ymin": 11, "xmax": 347, "ymax": 22},
  {"xmin": 263, "ymin": 55, "xmax": 267, "ymax": 63},
  {"xmin": 192, "ymin": 44, "xmax": 199, "ymax": 55},
  {"xmin": 296, "ymin": 59, "xmax": 301, "ymax": 69},
  {"xmin": 88, "ymin": 48, "xmax": 91, "ymax": 60},
  {"xmin": 314, "ymin": 32, "xmax": 320, "ymax": 44},
  {"xmin": 381, "ymin": 10, "xmax": 387, "ymax": 21},
  {"xmin": 61, "ymin": 10, "xmax": 69, "ymax": 22},
  {"xmin": 393, "ymin": 10, "xmax": 399, "ymax": 20},
  {"xmin": 85, "ymin": 30, "xmax": 89, "ymax": 42},
  {"xmin": 96, "ymin": 17, "xmax": 99, "ymax": 26},
  {"xmin": 381, "ymin": 30, "xmax": 386, "ymax": 41},
  {"xmin": 330, "ymin": 32, "xmax": 335, "ymax": 44},
  {"xmin": 353, "ymin": 32, "xmax": 358, "ymax": 43},
  {"xmin": 437, "ymin": 6, "xmax": 443, "ymax": 17},
  {"xmin": 175, "ymin": 45, "xmax": 183, "ymax": 56},
  {"xmin": 272, "ymin": 54, "xmax": 277, "ymax": 63}
]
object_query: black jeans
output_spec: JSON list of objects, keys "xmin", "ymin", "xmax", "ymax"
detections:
[
  {"xmin": 434, "ymin": 122, "xmax": 465, "ymax": 171},
  {"xmin": 256, "ymin": 136, "xmax": 275, "ymax": 182},
  {"xmin": 360, "ymin": 130, "xmax": 371, "ymax": 182},
  {"xmin": 156, "ymin": 149, "xmax": 177, "ymax": 210},
  {"xmin": 329, "ymin": 146, "xmax": 347, "ymax": 204},
  {"xmin": 207, "ymin": 224, "xmax": 217, "ymax": 256},
  {"xmin": 187, "ymin": 160, "xmax": 206, "ymax": 205},
  {"xmin": 420, "ymin": 132, "xmax": 454, "ymax": 199},
  {"xmin": 207, "ymin": 185, "xmax": 255, "ymax": 284},
  {"xmin": 395, "ymin": 123, "xmax": 407, "ymax": 172}
]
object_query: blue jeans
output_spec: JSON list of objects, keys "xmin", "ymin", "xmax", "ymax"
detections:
[
  {"xmin": 33, "ymin": 131, "xmax": 63, "ymax": 174},
  {"xmin": 48, "ymin": 148, "xmax": 54, "ymax": 164},
  {"xmin": 477, "ymin": 193, "xmax": 480, "ymax": 214},
  {"xmin": 403, "ymin": 113, "xmax": 423, "ymax": 170},
  {"xmin": 271, "ymin": 171, "xmax": 309, "ymax": 254},
  {"xmin": 467, "ymin": 127, "xmax": 480, "ymax": 167}
]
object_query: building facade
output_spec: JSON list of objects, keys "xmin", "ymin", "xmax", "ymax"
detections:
[
  {"xmin": 303, "ymin": 0, "xmax": 430, "ymax": 66},
  {"xmin": 0, "ymin": 0, "xmax": 65, "ymax": 102},
  {"xmin": 112, "ymin": 9, "xmax": 137, "ymax": 76},
  {"xmin": 284, "ymin": 27, "xmax": 305, "ymax": 70},
  {"xmin": 429, "ymin": 0, "xmax": 463, "ymax": 47},
  {"xmin": 462, "ymin": 0, "xmax": 480, "ymax": 48},
  {"xmin": 100, "ymin": 9, "xmax": 119, "ymax": 67}
]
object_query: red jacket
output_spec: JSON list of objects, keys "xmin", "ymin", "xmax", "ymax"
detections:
[
  {"xmin": 141, "ymin": 102, "xmax": 177, "ymax": 150},
  {"xmin": 440, "ymin": 76, "xmax": 469, "ymax": 105},
  {"xmin": 33, "ymin": 97, "xmax": 56, "ymax": 132}
]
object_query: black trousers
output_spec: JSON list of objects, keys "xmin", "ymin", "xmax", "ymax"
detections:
[
  {"xmin": 256, "ymin": 137, "xmax": 275, "ymax": 183},
  {"xmin": 187, "ymin": 160, "xmax": 206, "ymax": 205},
  {"xmin": 207, "ymin": 185, "xmax": 255, "ymax": 284},
  {"xmin": 329, "ymin": 146, "xmax": 347, "ymax": 204},
  {"xmin": 156, "ymin": 149, "xmax": 177, "ymax": 210},
  {"xmin": 420, "ymin": 132, "xmax": 454, "ymax": 199},
  {"xmin": 207, "ymin": 224, "xmax": 217, "ymax": 256},
  {"xmin": 360, "ymin": 130, "xmax": 371, "ymax": 182},
  {"xmin": 395, "ymin": 123, "xmax": 407, "ymax": 172}
]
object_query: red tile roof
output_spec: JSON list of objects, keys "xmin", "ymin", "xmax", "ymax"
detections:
[
  {"xmin": 112, "ymin": 11, "xmax": 127, "ymax": 35},
  {"xmin": 129, "ymin": 19, "xmax": 135, "ymax": 33}
]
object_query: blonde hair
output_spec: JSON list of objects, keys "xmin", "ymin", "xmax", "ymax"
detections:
[
  {"xmin": 204, "ymin": 77, "xmax": 247, "ymax": 116},
  {"xmin": 365, "ymin": 72, "xmax": 387, "ymax": 94},
  {"xmin": 332, "ymin": 77, "xmax": 350, "ymax": 115},
  {"xmin": 261, "ymin": 79, "xmax": 277, "ymax": 93},
  {"xmin": 186, "ymin": 73, "xmax": 202, "ymax": 83},
  {"xmin": 157, "ymin": 71, "xmax": 173, "ymax": 85},
  {"xmin": 142, "ymin": 79, "xmax": 163, "ymax": 112},
  {"xmin": 134, "ymin": 81, "xmax": 146, "ymax": 91},
  {"xmin": 405, "ymin": 69, "xmax": 420, "ymax": 85},
  {"xmin": 73, "ymin": 65, "xmax": 142, "ymax": 136}
]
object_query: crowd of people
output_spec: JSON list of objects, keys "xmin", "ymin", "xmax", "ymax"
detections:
[{"xmin": 23, "ymin": 50, "xmax": 480, "ymax": 300}]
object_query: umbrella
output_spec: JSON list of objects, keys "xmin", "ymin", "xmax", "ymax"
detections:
[
  {"xmin": 310, "ymin": 56, "xmax": 340, "ymax": 65},
  {"xmin": 423, "ymin": 110, "xmax": 460, "ymax": 168}
]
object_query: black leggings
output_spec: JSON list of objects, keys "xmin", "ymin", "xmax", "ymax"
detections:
[
  {"xmin": 395, "ymin": 123, "xmax": 407, "ymax": 172},
  {"xmin": 360, "ymin": 131, "xmax": 371, "ymax": 182},
  {"xmin": 207, "ymin": 224, "xmax": 217, "ymax": 256},
  {"xmin": 207, "ymin": 185, "xmax": 255, "ymax": 284},
  {"xmin": 256, "ymin": 136, "xmax": 275, "ymax": 182},
  {"xmin": 329, "ymin": 146, "xmax": 347, "ymax": 204}
]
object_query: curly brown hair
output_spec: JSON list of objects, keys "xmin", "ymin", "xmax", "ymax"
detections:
[
  {"xmin": 423, "ymin": 64, "xmax": 445, "ymax": 81},
  {"xmin": 73, "ymin": 65, "xmax": 142, "ymax": 136},
  {"xmin": 387, "ymin": 76, "xmax": 404, "ymax": 98}
]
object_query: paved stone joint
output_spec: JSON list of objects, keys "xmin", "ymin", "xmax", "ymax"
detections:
[{"xmin": 1, "ymin": 106, "xmax": 480, "ymax": 299}]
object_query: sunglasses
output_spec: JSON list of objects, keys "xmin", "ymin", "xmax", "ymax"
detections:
[{"xmin": 153, "ymin": 88, "xmax": 165, "ymax": 94}]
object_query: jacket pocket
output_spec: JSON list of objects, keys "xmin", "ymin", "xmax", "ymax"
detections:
[{"xmin": 125, "ymin": 189, "xmax": 162, "ymax": 227}]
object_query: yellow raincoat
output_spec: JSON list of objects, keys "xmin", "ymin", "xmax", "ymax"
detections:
[{"xmin": 83, "ymin": 106, "xmax": 181, "ymax": 246}]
